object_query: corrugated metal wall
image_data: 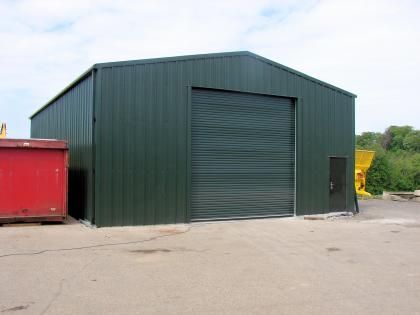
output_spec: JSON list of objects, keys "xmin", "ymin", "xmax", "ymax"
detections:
[
  {"xmin": 31, "ymin": 74, "xmax": 94, "ymax": 221},
  {"xmin": 29, "ymin": 52, "xmax": 354, "ymax": 227},
  {"xmin": 93, "ymin": 53, "xmax": 355, "ymax": 226},
  {"xmin": 94, "ymin": 64, "xmax": 188, "ymax": 226}
]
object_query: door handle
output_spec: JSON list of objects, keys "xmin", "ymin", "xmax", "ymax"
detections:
[{"xmin": 330, "ymin": 181, "xmax": 335, "ymax": 191}]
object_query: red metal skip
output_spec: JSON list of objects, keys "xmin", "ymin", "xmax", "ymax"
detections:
[{"xmin": 0, "ymin": 139, "xmax": 68, "ymax": 223}]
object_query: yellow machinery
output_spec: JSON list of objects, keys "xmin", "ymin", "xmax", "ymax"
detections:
[
  {"xmin": 0, "ymin": 123, "xmax": 5, "ymax": 138},
  {"xmin": 355, "ymin": 149, "xmax": 375, "ymax": 196}
]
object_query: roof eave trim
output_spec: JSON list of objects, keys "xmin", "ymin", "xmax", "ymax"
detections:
[
  {"xmin": 245, "ymin": 52, "xmax": 357, "ymax": 98},
  {"xmin": 93, "ymin": 51, "xmax": 250, "ymax": 69},
  {"xmin": 29, "ymin": 66, "xmax": 96, "ymax": 119}
]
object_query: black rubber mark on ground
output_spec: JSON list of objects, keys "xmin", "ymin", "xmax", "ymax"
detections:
[
  {"xmin": 326, "ymin": 247, "xmax": 341, "ymax": 252},
  {"xmin": 130, "ymin": 249, "xmax": 171, "ymax": 254},
  {"xmin": 1, "ymin": 305, "xmax": 29, "ymax": 312},
  {"xmin": 130, "ymin": 247, "xmax": 208, "ymax": 254},
  {"xmin": 0, "ymin": 224, "xmax": 212, "ymax": 259},
  {"xmin": 390, "ymin": 230, "xmax": 401, "ymax": 233}
]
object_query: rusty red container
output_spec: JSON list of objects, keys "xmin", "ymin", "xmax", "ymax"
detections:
[{"xmin": 0, "ymin": 139, "xmax": 68, "ymax": 223}]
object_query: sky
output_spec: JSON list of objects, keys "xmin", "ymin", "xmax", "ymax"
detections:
[{"xmin": 1, "ymin": 0, "xmax": 419, "ymax": 138}]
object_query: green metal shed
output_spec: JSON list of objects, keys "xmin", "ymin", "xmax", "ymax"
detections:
[{"xmin": 30, "ymin": 51, "xmax": 356, "ymax": 227}]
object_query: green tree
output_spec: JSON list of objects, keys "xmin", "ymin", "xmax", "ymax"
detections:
[
  {"xmin": 411, "ymin": 154, "xmax": 420, "ymax": 188},
  {"xmin": 382, "ymin": 125, "xmax": 413, "ymax": 152},
  {"xmin": 365, "ymin": 152, "xmax": 391, "ymax": 195},
  {"xmin": 356, "ymin": 132, "xmax": 383, "ymax": 150},
  {"xmin": 356, "ymin": 125, "xmax": 420, "ymax": 194},
  {"xmin": 403, "ymin": 130, "xmax": 420, "ymax": 152}
]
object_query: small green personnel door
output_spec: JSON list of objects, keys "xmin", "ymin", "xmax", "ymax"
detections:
[
  {"xmin": 329, "ymin": 157, "xmax": 347, "ymax": 211},
  {"xmin": 190, "ymin": 88, "xmax": 295, "ymax": 221}
]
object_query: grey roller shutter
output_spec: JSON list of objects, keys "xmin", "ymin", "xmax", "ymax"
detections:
[{"xmin": 191, "ymin": 88, "xmax": 295, "ymax": 221}]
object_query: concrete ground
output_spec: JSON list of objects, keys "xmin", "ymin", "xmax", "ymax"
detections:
[{"xmin": 1, "ymin": 199, "xmax": 420, "ymax": 315}]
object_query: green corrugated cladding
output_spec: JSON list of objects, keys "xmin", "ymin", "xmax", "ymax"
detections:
[
  {"xmin": 31, "ymin": 73, "xmax": 94, "ymax": 222},
  {"xmin": 30, "ymin": 52, "xmax": 355, "ymax": 227}
]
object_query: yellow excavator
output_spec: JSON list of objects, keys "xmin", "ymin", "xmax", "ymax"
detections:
[
  {"xmin": 355, "ymin": 149, "xmax": 375, "ymax": 196},
  {"xmin": 0, "ymin": 123, "xmax": 6, "ymax": 138}
]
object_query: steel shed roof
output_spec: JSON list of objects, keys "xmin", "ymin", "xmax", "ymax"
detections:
[{"xmin": 29, "ymin": 51, "xmax": 356, "ymax": 119}]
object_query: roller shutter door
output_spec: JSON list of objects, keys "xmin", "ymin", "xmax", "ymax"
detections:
[{"xmin": 191, "ymin": 89, "xmax": 295, "ymax": 221}]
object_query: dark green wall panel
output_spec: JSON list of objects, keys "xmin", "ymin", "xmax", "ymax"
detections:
[
  {"xmin": 93, "ymin": 53, "xmax": 355, "ymax": 226},
  {"xmin": 30, "ymin": 74, "xmax": 94, "ymax": 221}
]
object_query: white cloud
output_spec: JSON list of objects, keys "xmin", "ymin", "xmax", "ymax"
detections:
[{"xmin": 0, "ymin": 0, "xmax": 419, "ymax": 138}]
